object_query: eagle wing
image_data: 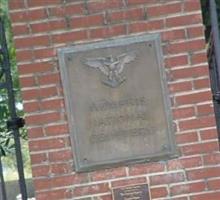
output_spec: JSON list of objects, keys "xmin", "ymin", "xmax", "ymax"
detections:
[
  {"xmin": 84, "ymin": 58, "xmax": 109, "ymax": 76},
  {"xmin": 117, "ymin": 52, "xmax": 136, "ymax": 74}
]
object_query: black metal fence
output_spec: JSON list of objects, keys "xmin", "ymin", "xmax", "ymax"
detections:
[
  {"xmin": 0, "ymin": 18, "xmax": 27, "ymax": 200},
  {"xmin": 207, "ymin": 0, "xmax": 220, "ymax": 140}
]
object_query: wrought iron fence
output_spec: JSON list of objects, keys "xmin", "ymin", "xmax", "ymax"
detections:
[
  {"xmin": 0, "ymin": 17, "xmax": 27, "ymax": 200},
  {"xmin": 207, "ymin": 0, "xmax": 220, "ymax": 140}
]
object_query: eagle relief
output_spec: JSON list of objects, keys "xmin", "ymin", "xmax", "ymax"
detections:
[{"xmin": 83, "ymin": 52, "xmax": 137, "ymax": 88}]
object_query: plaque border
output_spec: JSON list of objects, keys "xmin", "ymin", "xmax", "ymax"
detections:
[{"xmin": 58, "ymin": 33, "xmax": 179, "ymax": 172}]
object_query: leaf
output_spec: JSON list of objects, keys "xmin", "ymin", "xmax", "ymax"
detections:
[
  {"xmin": 0, "ymin": 146, "xmax": 6, "ymax": 157},
  {"xmin": 5, "ymin": 137, "xmax": 10, "ymax": 146}
]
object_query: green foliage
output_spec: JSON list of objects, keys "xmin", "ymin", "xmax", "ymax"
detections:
[
  {"xmin": 0, "ymin": 0, "xmax": 31, "ymax": 180},
  {"xmin": 0, "ymin": 0, "xmax": 14, "ymax": 157},
  {"xmin": 0, "ymin": 131, "xmax": 14, "ymax": 157},
  {"xmin": 0, "ymin": 0, "xmax": 26, "ymax": 156}
]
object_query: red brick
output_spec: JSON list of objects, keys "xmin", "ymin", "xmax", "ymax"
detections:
[
  {"xmin": 112, "ymin": 177, "xmax": 147, "ymax": 187},
  {"xmin": 175, "ymin": 91, "xmax": 212, "ymax": 106},
  {"xmin": 34, "ymin": 178, "xmax": 51, "ymax": 191},
  {"xmin": 127, "ymin": 0, "xmax": 157, "ymax": 5},
  {"xmin": 36, "ymin": 188, "xmax": 72, "ymax": 200},
  {"xmin": 191, "ymin": 52, "xmax": 207, "ymax": 65},
  {"xmin": 187, "ymin": 26, "xmax": 204, "ymax": 38},
  {"xmin": 203, "ymin": 153, "xmax": 220, "ymax": 165},
  {"xmin": 70, "ymin": 15, "xmax": 104, "ymax": 28},
  {"xmin": 165, "ymin": 55, "xmax": 188, "ymax": 68},
  {"xmin": 27, "ymin": 0, "xmax": 62, "ymax": 7},
  {"xmin": 207, "ymin": 179, "xmax": 220, "ymax": 190},
  {"xmin": 129, "ymin": 163, "xmax": 165, "ymax": 176},
  {"xmin": 196, "ymin": 104, "xmax": 214, "ymax": 116},
  {"xmin": 9, "ymin": 0, "xmax": 25, "ymax": 10},
  {"xmin": 40, "ymin": 99, "xmax": 64, "ymax": 111},
  {"xmin": 25, "ymin": 112, "xmax": 61, "ymax": 125},
  {"xmin": 129, "ymin": 20, "xmax": 164, "ymax": 33},
  {"xmin": 87, "ymin": 0, "xmax": 123, "ymax": 13},
  {"xmin": 181, "ymin": 141, "xmax": 219, "ymax": 155},
  {"xmin": 51, "ymin": 174, "xmax": 87, "ymax": 187},
  {"xmin": 19, "ymin": 76, "xmax": 36, "ymax": 87},
  {"xmin": 24, "ymin": 101, "xmax": 40, "ymax": 113},
  {"xmin": 170, "ymin": 182, "xmax": 206, "ymax": 196},
  {"xmin": 38, "ymin": 73, "xmax": 61, "ymax": 85},
  {"xmin": 22, "ymin": 87, "xmax": 53, "ymax": 100},
  {"xmin": 65, "ymin": 3, "xmax": 85, "ymax": 15},
  {"xmin": 194, "ymin": 78, "xmax": 210, "ymax": 89},
  {"xmin": 166, "ymin": 39, "xmax": 205, "ymax": 54},
  {"xmin": 29, "ymin": 137, "xmax": 69, "ymax": 151},
  {"xmin": 30, "ymin": 153, "xmax": 47, "ymax": 165},
  {"xmin": 184, "ymin": 0, "xmax": 201, "ymax": 12},
  {"xmin": 167, "ymin": 156, "xmax": 202, "ymax": 171},
  {"xmin": 14, "ymin": 35, "xmax": 50, "ymax": 49},
  {"xmin": 10, "ymin": 11, "xmax": 27, "ymax": 22},
  {"xmin": 11, "ymin": 9, "xmax": 47, "ymax": 22},
  {"xmin": 189, "ymin": 192, "xmax": 220, "ymax": 200},
  {"xmin": 19, "ymin": 62, "xmax": 54, "ymax": 75},
  {"xmin": 151, "ymin": 187, "xmax": 168, "ymax": 199},
  {"xmin": 28, "ymin": 127, "xmax": 44, "ymax": 139},
  {"xmin": 32, "ymin": 165, "xmax": 50, "ymax": 177},
  {"xmin": 162, "ymin": 29, "xmax": 186, "ymax": 41},
  {"xmin": 98, "ymin": 195, "xmax": 112, "ymax": 200},
  {"xmin": 45, "ymin": 123, "xmax": 69, "ymax": 136},
  {"xmin": 50, "ymin": 163, "xmax": 73, "ymax": 175},
  {"xmin": 169, "ymin": 81, "xmax": 192, "ymax": 93},
  {"xmin": 90, "ymin": 167, "xmax": 126, "ymax": 181},
  {"xmin": 49, "ymin": 3, "xmax": 84, "ymax": 17},
  {"xmin": 27, "ymin": 9, "xmax": 47, "ymax": 21},
  {"xmin": 48, "ymin": 149, "xmax": 73, "ymax": 162},
  {"xmin": 172, "ymin": 107, "xmax": 195, "ymax": 119},
  {"xmin": 22, "ymin": 86, "xmax": 58, "ymax": 100},
  {"xmin": 150, "ymin": 172, "xmax": 185, "ymax": 185},
  {"xmin": 179, "ymin": 116, "xmax": 215, "ymax": 131},
  {"xmin": 34, "ymin": 48, "xmax": 55, "ymax": 59},
  {"xmin": 170, "ymin": 65, "xmax": 209, "ymax": 80},
  {"xmin": 147, "ymin": 3, "xmax": 182, "ymax": 17},
  {"xmin": 41, "ymin": 86, "xmax": 58, "ymax": 97},
  {"xmin": 110, "ymin": 8, "xmax": 145, "ymax": 23},
  {"xmin": 12, "ymin": 24, "xmax": 29, "ymax": 35},
  {"xmin": 48, "ymin": 7, "xmax": 65, "ymax": 17},
  {"xmin": 187, "ymin": 167, "xmax": 220, "ymax": 180},
  {"xmin": 176, "ymin": 132, "xmax": 198, "ymax": 144},
  {"xmin": 52, "ymin": 30, "xmax": 88, "ymax": 43},
  {"xmin": 22, "ymin": 88, "xmax": 39, "ymax": 100},
  {"xmin": 166, "ymin": 14, "xmax": 202, "ymax": 28},
  {"xmin": 31, "ymin": 20, "xmax": 66, "ymax": 33},
  {"xmin": 90, "ymin": 25, "xmax": 126, "ymax": 39},
  {"xmin": 200, "ymin": 128, "xmax": 218, "ymax": 140},
  {"xmin": 16, "ymin": 50, "xmax": 33, "ymax": 61},
  {"xmin": 74, "ymin": 183, "xmax": 109, "ymax": 197}
]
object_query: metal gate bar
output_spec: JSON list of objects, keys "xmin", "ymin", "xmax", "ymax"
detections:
[
  {"xmin": 208, "ymin": 0, "xmax": 220, "ymax": 139},
  {"xmin": 0, "ymin": 157, "xmax": 7, "ymax": 200},
  {"xmin": 0, "ymin": 17, "xmax": 27, "ymax": 200},
  {"xmin": 210, "ymin": 0, "xmax": 220, "ymax": 84}
]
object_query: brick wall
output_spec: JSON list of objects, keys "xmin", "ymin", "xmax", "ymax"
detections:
[{"xmin": 9, "ymin": 0, "xmax": 220, "ymax": 199}]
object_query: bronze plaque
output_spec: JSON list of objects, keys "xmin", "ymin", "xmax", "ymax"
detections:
[
  {"xmin": 112, "ymin": 184, "xmax": 150, "ymax": 200},
  {"xmin": 58, "ymin": 34, "xmax": 178, "ymax": 172}
]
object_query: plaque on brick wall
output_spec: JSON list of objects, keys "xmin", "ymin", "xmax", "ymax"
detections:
[
  {"xmin": 58, "ymin": 34, "xmax": 178, "ymax": 172},
  {"xmin": 112, "ymin": 184, "xmax": 150, "ymax": 200}
]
